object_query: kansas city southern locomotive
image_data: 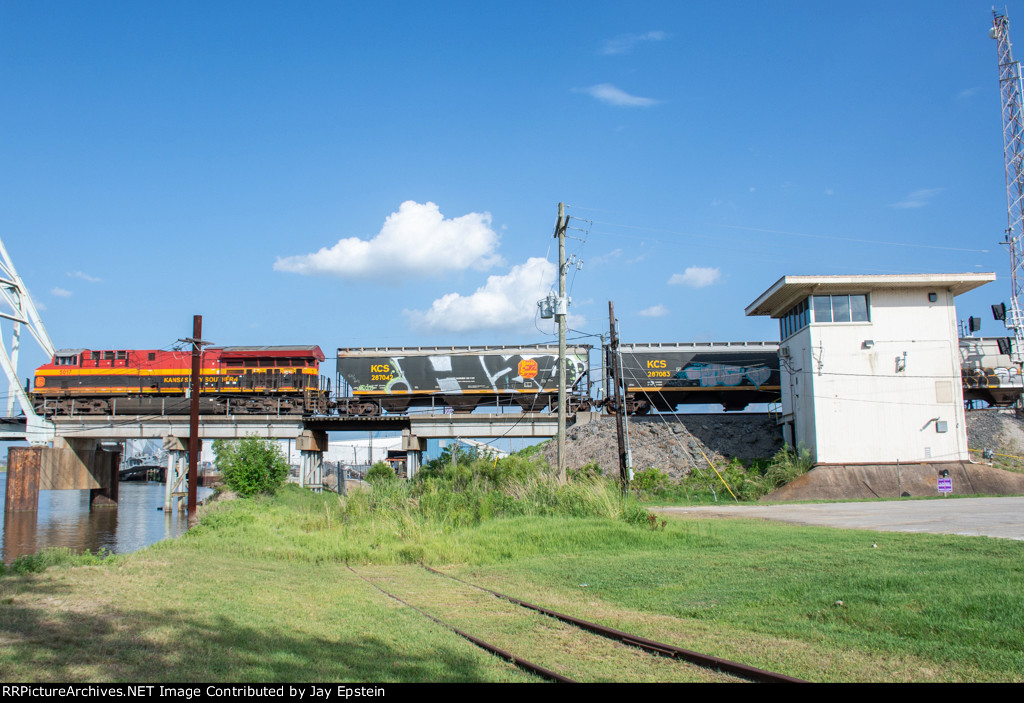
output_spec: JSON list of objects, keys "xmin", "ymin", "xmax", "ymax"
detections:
[{"xmin": 32, "ymin": 345, "xmax": 329, "ymax": 416}]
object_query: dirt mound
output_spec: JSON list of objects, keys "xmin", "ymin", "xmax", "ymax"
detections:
[
  {"xmin": 763, "ymin": 461, "xmax": 1024, "ymax": 501},
  {"xmin": 544, "ymin": 413, "xmax": 783, "ymax": 479}
]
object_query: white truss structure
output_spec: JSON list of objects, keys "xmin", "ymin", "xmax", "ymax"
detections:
[
  {"xmin": 992, "ymin": 11, "xmax": 1024, "ymax": 362},
  {"xmin": 0, "ymin": 237, "xmax": 55, "ymax": 443}
]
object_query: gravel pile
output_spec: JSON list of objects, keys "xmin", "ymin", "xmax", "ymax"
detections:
[
  {"xmin": 966, "ymin": 409, "xmax": 1024, "ymax": 459},
  {"xmin": 543, "ymin": 414, "xmax": 784, "ymax": 479}
]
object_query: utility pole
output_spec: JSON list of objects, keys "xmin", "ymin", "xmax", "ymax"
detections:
[
  {"xmin": 608, "ymin": 301, "xmax": 630, "ymax": 494},
  {"xmin": 555, "ymin": 202, "xmax": 568, "ymax": 483},
  {"xmin": 180, "ymin": 315, "xmax": 209, "ymax": 523}
]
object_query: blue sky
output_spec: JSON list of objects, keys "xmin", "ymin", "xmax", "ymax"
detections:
[{"xmin": 1, "ymin": 1, "xmax": 1020, "ymax": 389}]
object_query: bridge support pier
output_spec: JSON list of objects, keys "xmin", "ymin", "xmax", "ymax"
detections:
[
  {"xmin": 402, "ymin": 430, "xmax": 426, "ymax": 480},
  {"xmin": 89, "ymin": 446, "xmax": 120, "ymax": 508},
  {"xmin": 5, "ymin": 447, "xmax": 41, "ymax": 513},
  {"xmin": 4, "ymin": 440, "xmax": 120, "ymax": 513},
  {"xmin": 297, "ymin": 430, "xmax": 327, "ymax": 493},
  {"xmin": 163, "ymin": 436, "xmax": 189, "ymax": 512}
]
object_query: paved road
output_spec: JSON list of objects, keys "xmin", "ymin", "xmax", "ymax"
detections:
[{"xmin": 652, "ymin": 496, "xmax": 1024, "ymax": 541}]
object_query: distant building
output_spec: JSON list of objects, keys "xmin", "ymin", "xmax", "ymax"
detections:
[
  {"xmin": 746, "ymin": 273, "xmax": 995, "ymax": 464},
  {"xmin": 424, "ymin": 437, "xmax": 509, "ymax": 463}
]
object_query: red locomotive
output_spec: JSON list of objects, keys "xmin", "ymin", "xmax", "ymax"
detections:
[{"xmin": 32, "ymin": 345, "xmax": 328, "ymax": 416}]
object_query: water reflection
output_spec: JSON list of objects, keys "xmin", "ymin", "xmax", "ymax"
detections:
[{"xmin": 1, "ymin": 474, "xmax": 213, "ymax": 563}]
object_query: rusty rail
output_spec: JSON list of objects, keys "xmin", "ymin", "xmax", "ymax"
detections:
[
  {"xmin": 346, "ymin": 565, "xmax": 575, "ymax": 683},
  {"xmin": 421, "ymin": 565, "xmax": 807, "ymax": 684}
]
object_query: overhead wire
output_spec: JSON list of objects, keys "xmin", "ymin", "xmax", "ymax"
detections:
[{"xmin": 567, "ymin": 204, "xmax": 991, "ymax": 254}]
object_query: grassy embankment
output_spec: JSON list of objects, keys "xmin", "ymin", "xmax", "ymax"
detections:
[{"xmin": 0, "ymin": 449, "xmax": 1022, "ymax": 683}]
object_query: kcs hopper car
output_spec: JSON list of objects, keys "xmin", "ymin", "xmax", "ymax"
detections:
[
  {"xmin": 32, "ymin": 345, "xmax": 329, "ymax": 416},
  {"xmin": 607, "ymin": 342, "xmax": 781, "ymax": 412},
  {"xmin": 336, "ymin": 345, "xmax": 592, "ymax": 414}
]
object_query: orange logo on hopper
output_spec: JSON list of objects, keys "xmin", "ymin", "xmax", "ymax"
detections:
[{"xmin": 518, "ymin": 359, "xmax": 538, "ymax": 379}]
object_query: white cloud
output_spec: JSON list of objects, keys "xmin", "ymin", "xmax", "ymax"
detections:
[
  {"xmin": 668, "ymin": 266, "xmax": 721, "ymax": 288},
  {"xmin": 957, "ymin": 86, "xmax": 981, "ymax": 100},
  {"xmin": 51, "ymin": 287, "xmax": 72, "ymax": 298},
  {"xmin": 68, "ymin": 271, "xmax": 101, "ymax": 283},
  {"xmin": 407, "ymin": 257, "xmax": 558, "ymax": 333},
  {"xmin": 639, "ymin": 304, "xmax": 669, "ymax": 317},
  {"xmin": 579, "ymin": 84, "xmax": 660, "ymax": 107},
  {"xmin": 273, "ymin": 201, "xmax": 502, "ymax": 277},
  {"xmin": 890, "ymin": 188, "xmax": 942, "ymax": 209},
  {"xmin": 589, "ymin": 248, "xmax": 623, "ymax": 266},
  {"xmin": 601, "ymin": 30, "xmax": 667, "ymax": 55}
]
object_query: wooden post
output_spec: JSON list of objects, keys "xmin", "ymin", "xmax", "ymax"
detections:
[
  {"xmin": 608, "ymin": 302, "xmax": 630, "ymax": 494},
  {"xmin": 556, "ymin": 202, "xmax": 567, "ymax": 483},
  {"xmin": 188, "ymin": 315, "xmax": 201, "ymax": 522}
]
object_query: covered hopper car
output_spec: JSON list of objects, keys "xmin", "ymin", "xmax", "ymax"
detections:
[
  {"xmin": 32, "ymin": 345, "xmax": 329, "ymax": 416},
  {"xmin": 959, "ymin": 336, "xmax": 1023, "ymax": 407},
  {"xmin": 607, "ymin": 342, "xmax": 781, "ymax": 412},
  {"xmin": 605, "ymin": 338, "xmax": 1024, "ymax": 413},
  {"xmin": 336, "ymin": 345, "xmax": 592, "ymax": 415}
]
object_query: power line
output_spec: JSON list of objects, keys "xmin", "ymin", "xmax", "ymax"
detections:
[{"xmin": 567, "ymin": 209, "xmax": 991, "ymax": 254}]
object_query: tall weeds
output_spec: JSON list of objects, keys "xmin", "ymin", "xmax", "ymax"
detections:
[{"xmin": 335, "ymin": 450, "xmax": 649, "ymax": 543}]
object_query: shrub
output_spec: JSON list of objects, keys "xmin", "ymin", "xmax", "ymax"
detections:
[
  {"xmin": 674, "ymin": 446, "xmax": 813, "ymax": 503},
  {"xmin": 366, "ymin": 461, "xmax": 397, "ymax": 484},
  {"xmin": 214, "ymin": 436, "xmax": 290, "ymax": 497},
  {"xmin": 632, "ymin": 467, "xmax": 670, "ymax": 494}
]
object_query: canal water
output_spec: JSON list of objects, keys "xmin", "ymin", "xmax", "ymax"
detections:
[{"xmin": 0, "ymin": 473, "xmax": 214, "ymax": 563}]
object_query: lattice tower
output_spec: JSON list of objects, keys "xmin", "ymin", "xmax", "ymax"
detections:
[{"xmin": 992, "ymin": 11, "xmax": 1024, "ymax": 361}]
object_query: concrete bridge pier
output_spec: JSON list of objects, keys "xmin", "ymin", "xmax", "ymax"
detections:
[
  {"xmin": 403, "ymin": 430, "xmax": 426, "ymax": 479},
  {"xmin": 163, "ymin": 436, "xmax": 189, "ymax": 512},
  {"xmin": 297, "ymin": 430, "xmax": 327, "ymax": 493}
]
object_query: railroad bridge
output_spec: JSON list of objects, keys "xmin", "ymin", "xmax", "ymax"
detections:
[{"xmin": 1, "ymin": 410, "xmax": 578, "ymax": 514}]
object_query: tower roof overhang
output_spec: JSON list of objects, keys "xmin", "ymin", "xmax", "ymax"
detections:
[{"xmin": 745, "ymin": 273, "xmax": 996, "ymax": 318}]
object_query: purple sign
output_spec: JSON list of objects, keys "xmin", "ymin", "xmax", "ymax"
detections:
[{"xmin": 938, "ymin": 477, "xmax": 953, "ymax": 494}]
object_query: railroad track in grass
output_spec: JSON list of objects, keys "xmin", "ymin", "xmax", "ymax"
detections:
[{"xmin": 347, "ymin": 564, "xmax": 805, "ymax": 684}]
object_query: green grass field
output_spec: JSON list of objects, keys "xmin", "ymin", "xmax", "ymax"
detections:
[{"xmin": 1, "ymin": 478, "xmax": 1022, "ymax": 682}]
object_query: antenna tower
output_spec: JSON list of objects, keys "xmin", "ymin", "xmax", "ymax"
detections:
[{"xmin": 991, "ymin": 10, "xmax": 1024, "ymax": 361}]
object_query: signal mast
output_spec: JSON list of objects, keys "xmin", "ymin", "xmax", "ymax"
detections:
[{"xmin": 991, "ymin": 11, "xmax": 1024, "ymax": 361}]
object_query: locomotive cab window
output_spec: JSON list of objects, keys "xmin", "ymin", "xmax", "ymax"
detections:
[{"xmin": 55, "ymin": 354, "xmax": 80, "ymax": 366}]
